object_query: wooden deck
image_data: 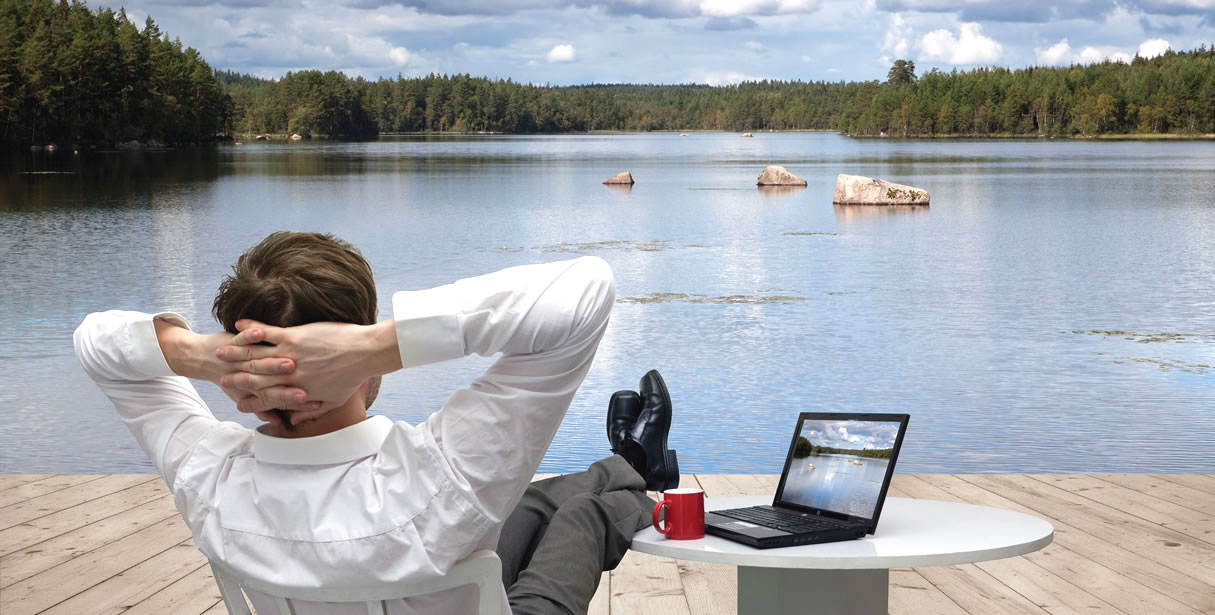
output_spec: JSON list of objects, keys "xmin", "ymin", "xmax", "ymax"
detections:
[{"xmin": 1, "ymin": 473, "xmax": 1213, "ymax": 614}]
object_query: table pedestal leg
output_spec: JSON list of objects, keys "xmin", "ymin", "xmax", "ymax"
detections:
[{"xmin": 737, "ymin": 567, "xmax": 889, "ymax": 615}]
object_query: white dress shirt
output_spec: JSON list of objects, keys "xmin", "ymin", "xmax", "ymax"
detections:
[{"xmin": 73, "ymin": 257, "xmax": 615, "ymax": 615}]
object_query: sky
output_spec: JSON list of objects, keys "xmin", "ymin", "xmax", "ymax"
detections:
[
  {"xmin": 104, "ymin": 0, "xmax": 1215, "ymax": 84},
  {"xmin": 801, "ymin": 420, "xmax": 900, "ymax": 451}
]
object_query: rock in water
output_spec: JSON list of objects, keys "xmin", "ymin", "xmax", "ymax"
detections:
[
  {"xmin": 603, "ymin": 171, "xmax": 635, "ymax": 185},
  {"xmin": 833, "ymin": 174, "xmax": 929, "ymax": 205},
  {"xmin": 756, "ymin": 166, "xmax": 808, "ymax": 186},
  {"xmin": 741, "ymin": 132, "xmax": 753, "ymax": 138},
  {"xmin": 291, "ymin": 133, "xmax": 303, "ymax": 141}
]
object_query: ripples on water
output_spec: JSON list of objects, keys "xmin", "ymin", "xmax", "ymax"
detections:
[{"xmin": 1, "ymin": 134, "xmax": 1213, "ymax": 475}]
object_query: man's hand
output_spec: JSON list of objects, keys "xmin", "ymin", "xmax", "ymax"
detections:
[
  {"xmin": 154, "ymin": 319, "xmax": 312, "ymax": 425},
  {"xmin": 216, "ymin": 318, "xmax": 402, "ymax": 425}
]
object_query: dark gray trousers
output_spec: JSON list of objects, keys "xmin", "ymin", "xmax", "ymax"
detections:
[{"xmin": 496, "ymin": 455, "xmax": 656, "ymax": 615}]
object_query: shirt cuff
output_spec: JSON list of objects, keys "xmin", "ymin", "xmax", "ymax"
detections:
[
  {"xmin": 392, "ymin": 287, "xmax": 466, "ymax": 369},
  {"xmin": 132, "ymin": 312, "xmax": 191, "ymax": 379}
]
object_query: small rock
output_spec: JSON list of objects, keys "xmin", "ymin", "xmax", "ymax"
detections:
[
  {"xmin": 741, "ymin": 132, "xmax": 753, "ymax": 138},
  {"xmin": 756, "ymin": 165, "xmax": 807, "ymax": 186},
  {"xmin": 255, "ymin": 134, "xmax": 270, "ymax": 141},
  {"xmin": 291, "ymin": 133, "xmax": 302, "ymax": 141},
  {"xmin": 679, "ymin": 133, "xmax": 688, "ymax": 137},
  {"xmin": 603, "ymin": 171, "xmax": 635, "ymax": 185},
  {"xmin": 879, "ymin": 131, "xmax": 888, "ymax": 137},
  {"xmin": 116, "ymin": 140, "xmax": 142, "ymax": 149},
  {"xmin": 832, "ymin": 174, "xmax": 930, "ymax": 205}
]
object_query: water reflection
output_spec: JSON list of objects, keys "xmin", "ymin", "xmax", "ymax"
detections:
[
  {"xmin": 756, "ymin": 185, "xmax": 806, "ymax": 199},
  {"xmin": 833, "ymin": 204, "xmax": 930, "ymax": 221}
]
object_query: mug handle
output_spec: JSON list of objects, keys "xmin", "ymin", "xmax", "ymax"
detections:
[{"xmin": 652, "ymin": 499, "xmax": 672, "ymax": 535}]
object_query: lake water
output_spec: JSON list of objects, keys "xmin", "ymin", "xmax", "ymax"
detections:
[
  {"xmin": 1, "ymin": 133, "xmax": 1213, "ymax": 475},
  {"xmin": 782, "ymin": 454, "xmax": 890, "ymax": 518}
]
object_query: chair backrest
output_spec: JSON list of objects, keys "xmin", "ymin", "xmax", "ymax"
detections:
[{"xmin": 209, "ymin": 549, "xmax": 504, "ymax": 615}]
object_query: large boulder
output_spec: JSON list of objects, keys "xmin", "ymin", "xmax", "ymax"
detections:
[
  {"xmin": 756, "ymin": 165, "xmax": 807, "ymax": 186},
  {"xmin": 603, "ymin": 171, "xmax": 635, "ymax": 185},
  {"xmin": 833, "ymin": 174, "xmax": 929, "ymax": 205}
]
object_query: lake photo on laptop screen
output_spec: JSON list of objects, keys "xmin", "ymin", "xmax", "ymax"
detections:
[{"xmin": 782, "ymin": 419, "xmax": 901, "ymax": 518}]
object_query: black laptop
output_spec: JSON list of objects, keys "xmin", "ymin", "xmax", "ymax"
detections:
[{"xmin": 705, "ymin": 412, "xmax": 910, "ymax": 549}]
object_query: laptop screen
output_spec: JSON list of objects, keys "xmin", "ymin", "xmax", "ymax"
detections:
[{"xmin": 774, "ymin": 414, "xmax": 908, "ymax": 522}]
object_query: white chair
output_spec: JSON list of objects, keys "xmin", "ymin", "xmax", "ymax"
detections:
[{"xmin": 209, "ymin": 549, "xmax": 504, "ymax": 615}]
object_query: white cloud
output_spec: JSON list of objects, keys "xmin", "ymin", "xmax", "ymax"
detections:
[
  {"xmin": 1138, "ymin": 38, "xmax": 1171, "ymax": 58},
  {"xmin": 699, "ymin": 70, "xmax": 766, "ymax": 85},
  {"xmin": 917, "ymin": 22, "xmax": 1002, "ymax": 64},
  {"xmin": 1035, "ymin": 38, "xmax": 1137, "ymax": 65},
  {"xmin": 682, "ymin": 0, "xmax": 820, "ymax": 17},
  {"xmin": 745, "ymin": 40, "xmax": 764, "ymax": 50},
  {"xmin": 546, "ymin": 43, "xmax": 576, "ymax": 62},
  {"xmin": 880, "ymin": 13, "xmax": 911, "ymax": 65},
  {"xmin": 1036, "ymin": 39, "xmax": 1073, "ymax": 65},
  {"xmin": 389, "ymin": 47, "xmax": 412, "ymax": 65}
]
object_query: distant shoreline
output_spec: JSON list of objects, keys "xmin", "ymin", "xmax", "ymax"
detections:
[{"xmin": 235, "ymin": 130, "xmax": 1215, "ymax": 141}]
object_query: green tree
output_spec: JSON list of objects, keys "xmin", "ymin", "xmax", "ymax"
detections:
[{"xmin": 887, "ymin": 59, "xmax": 916, "ymax": 87}]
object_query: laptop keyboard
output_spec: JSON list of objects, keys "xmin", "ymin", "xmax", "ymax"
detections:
[{"xmin": 713, "ymin": 507, "xmax": 841, "ymax": 533}]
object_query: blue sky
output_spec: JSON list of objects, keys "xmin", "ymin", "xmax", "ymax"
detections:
[
  {"xmin": 104, "ymin": 0, "xmax": 1214, "ymax": 83},
  {"xmin": 802, "ymin": 420, "xmax": 900, "ymax": 450}
]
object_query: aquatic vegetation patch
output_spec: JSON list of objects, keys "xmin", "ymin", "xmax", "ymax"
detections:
[
  {"xmin": 540, "ymin": 240, "xmax": 670, "ymax": 253},
  {"xmin": 783, "ymin": 232, "xmax": 838, "ymax": 236},
  {"xmin": 619, "ymin": 293, "xmax": 806, "ymax": 305},
  {"xmin": 1072, "ymin": 330, "xmax": 1215, "ymax": 343},
  {"xmin": 825, "ymin": 291, "xmax": 858, "ymax": 296},
  {"xmin": 1111, "ymin": 357, "xmax": 1214, "ymax": 374}
]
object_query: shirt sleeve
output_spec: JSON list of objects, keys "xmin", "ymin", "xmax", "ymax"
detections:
[
  {"xmin": 395, "ymin": 257, "xmax": 616, "ymax": 525},
  {"xmin": 73, "ymin": 310, "xmax": 219, "ymax": 488}
]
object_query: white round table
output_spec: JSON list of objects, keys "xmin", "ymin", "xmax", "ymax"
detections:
[{"xmin": 631, "ymin": 496, "xmax": 1054, "ymax": 615}]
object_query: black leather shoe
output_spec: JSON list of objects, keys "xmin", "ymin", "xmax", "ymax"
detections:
[
  {"xmin": 627, "ymin": 369, "xmax": 679, "ymax": 491},
  {"xmin": 608, "ymin": 390, "xmax": 642, "ymax": 454}
]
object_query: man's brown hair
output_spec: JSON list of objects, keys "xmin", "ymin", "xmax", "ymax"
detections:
[
  {"xmin": 213, "ymin": 231, "xmax": 377, "ymax": 334},
  {"xmin": 213, "ymin": 232, "xmax": 379, "ymax": 426}
]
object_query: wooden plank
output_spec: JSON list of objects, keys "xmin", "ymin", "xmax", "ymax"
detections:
[
  {"xmin": 934, "ymin": 475, "xmax": 1215, "ymax": 613},
  {"xmin": 0, "ymin": 474, "xmax": 158, "ymax": 532},
  {"xmin": 1097, "ymin": 474, "xmax": 1215, "ymax": 516},
  {"xmin": 0, "ymin": 475, "xmax": 55, "ymax": 492},
  {"xmin": 915, "ymin": 564, "xmax": 1051, "ymax": 615},
  {"xmin": 0, "ymin": 515, "xmax": 192, "ymax": 615},
  {"xmin": 695, "ymin": 475, "xmax": 746, "ymax": 498},
  {"xmin": 0, "ymin": 494, "xmax": 179, "ymax": 588},
  {"xmin": 200, "ymin": 600, "xmax": 229, "ymax": 615},
  {"xmin": 609, "ymin": 550, "xmax": 691, "ymax": 615},
  {"xmin": 896, "ymin": 477, "xmax": 1125, "ymax": 614},
  {"xmin": 0, "ymin": 475, "xmax": 107, "ymax": 509},
  {"xmin": 1028, "ymin": 474, "xmax": 1215, "ymax": 547},
  {"xmin": 889, "ymin": 568, "xmax": 969, "ymax": 615},
  {"xmin": 41, "ymin": 539, "xmax": 207, "ymax": 615},
  {"xmin": 0, "ymin": 479, "xmax": 169, "ymax": 557},
  {"xmin": 676, "ymin": 560, "xmax": 735, "ymax": 615},
  {"xmin": 965, "ymin": 475, "xmax": 1215, "ymax": 578},
  {"xmin": 117, "ymin": 563, "xmax": 223, "ymax": 615},
  {"xmin": 1154, "ymin": 474, "xmax": 1215, "ymax": 496},
  {"xmin": 720, "ymin": 475, "xmax": 769, "ymax": 496}
]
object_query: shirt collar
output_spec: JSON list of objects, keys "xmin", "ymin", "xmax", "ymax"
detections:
[{"xmin": 253, "ymin": 415, "xmax": 393, "ymax": 465}]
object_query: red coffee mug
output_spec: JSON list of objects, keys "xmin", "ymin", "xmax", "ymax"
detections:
[{"xmin": 652, "ymin": 488, "xmax": 705, "ymax": 540}]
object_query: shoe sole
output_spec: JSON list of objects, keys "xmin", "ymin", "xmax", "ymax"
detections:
[
  {"xmin": 643, "ymin": 370, "xmax": 678, "ymax": 491},
  {"xmin": 608, "ymin": 390, "xmax": 638, "ymax": 451}
]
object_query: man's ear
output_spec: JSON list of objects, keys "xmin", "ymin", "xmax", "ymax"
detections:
[{"xmin": 364, "ymin": 375, "xmax": 382, "ymax": 410}]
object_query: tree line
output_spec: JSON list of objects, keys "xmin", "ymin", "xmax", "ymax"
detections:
[
  {"xmin": 226, "ymin": 49, "xmax": 1215, "ymax": 139},
  {"xmin": 1, "ymin": 0, "xmax": 227, "ymax": 148},
  {"xmin": 2, "ymin": 0, "xmax": 1213, "ymax": 148},
  {"xmin": 793, "ymin": 436, "xmax": 894, "ymax": 459}
]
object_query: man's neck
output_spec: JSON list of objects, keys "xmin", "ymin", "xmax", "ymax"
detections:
[{"xmin": 263, "ymin": 399, "xmax": 369, "ymax": 438}]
